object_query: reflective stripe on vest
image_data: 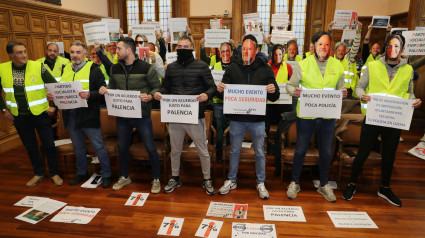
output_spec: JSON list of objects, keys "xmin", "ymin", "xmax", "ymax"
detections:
[
  {"xmin": 0, "ymin": 60, "xmax": 49, "ymax": 116},
  {"xmin": 296, "ymin": 55, "xmax": 344, "ymax": 119},
  {"xmin": 360, "ymin": 60, "xmax": 412, "ymax": 115},
  {"xmin": 284, "ymin": 54, "xmax": 302, "ymax": 62},
  {"xmin": 99, "ymin": 64, "xmax": 110, "ymax": 86},
  {"xmin": 360, "ymin": 54, "xmax": 380, "ymax": 77},
  {"xmin": 61, "ymin": 61, "xmax": 93, "ymax": 91}
]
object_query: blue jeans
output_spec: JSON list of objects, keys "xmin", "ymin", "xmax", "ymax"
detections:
[
  {"xmin": 291, "ymin": 118, "xmax": 335, "ymax": 186},
  {"xmin": 66, "ymin": 113, "xmax": 111, "ymax": 178},
  {"xmin": 228, "ymin": 121, "xmax": 266, "ymax": 183},
  {"xmin": 116, "ymin": 116, "xmax": 160, "ymax": 179},
  {"xmin": 13, "ymin": 112, "xmax": 59, "ymax": 176}
]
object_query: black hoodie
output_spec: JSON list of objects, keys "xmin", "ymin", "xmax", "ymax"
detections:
[{"xmin": 218, "ymin": 52, "xmax": 279, "ymax": 122}]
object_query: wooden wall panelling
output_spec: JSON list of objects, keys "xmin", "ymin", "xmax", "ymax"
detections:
[
  {"xmin": 11, "ymin": 10, "xmax": 31, "ymax": 33},
  {"xmin": 46, "ymin": 15, "xmax": 61, "ymax": 34},
  {"xmin": 47, "ymin": 35, "xmax": 63, "ymax": 42},
  {"xmin": 30, "ymin": 13, "xmax": 47, "ymax": 33},
  {"xmin": 305, "ymin": 0, "xmax": 326, "ymax": 51},
  {"xmin": 72, "ymin": 20, "xmax": 84, "ymax": 36},
  {"xmin": 0, "ymin": 33, "xmax": 11, "ymax": 63},
  {"xmin": 0, "ymin": 8, "xmax": 11, "ymax": 32},
  {"xmin": 32, "ymin": 34, "xmax": 47, "ymax": 60},
  {"xmin": 60, "ymin": 17, "xmax": 73, "ymax": 35},
  {"xmin": 62, "ymin": 36, "xmax": 74, "ymax": 53},
  {"xmin": 14, "ymin": 34, "xmax": 33, "ymax": 60}
]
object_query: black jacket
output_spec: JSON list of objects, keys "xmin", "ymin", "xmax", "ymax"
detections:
[
  {"xmin": 218, "ymin": 52, "xmax": 279, "ymax": 122},
  {"xmin": 62, "ymin": 63, "xmax": 106, "ymax": 128},
  {"xmin": 160, "ymin": 54, "xmax": 216, "ymax": 119}
]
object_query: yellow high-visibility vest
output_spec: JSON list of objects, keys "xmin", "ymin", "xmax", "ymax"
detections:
[
  {"xmin": 284, "ymin": 54, "xmax": 302, "ymax": 62},
  {"xmin": 36, "ymin": 56, "xmax": 70, "ymax": 82},
  {"xmin": 61, "ymin": 61, "xmax": 94, "ymax": 91}
]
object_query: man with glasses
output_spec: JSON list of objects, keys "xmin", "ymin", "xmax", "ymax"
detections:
[
  {"xmin": 154, "ymin": 36, "xmax": 216, "ymax": 195},
  {"xmin": 106, "ymin": 42, "xmax": 118, "ymax": 64},
  {"xmin": 135, "ymin": 34, "xmax": 165, "ymax": 79}
]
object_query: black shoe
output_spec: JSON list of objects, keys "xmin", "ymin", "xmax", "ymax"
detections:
[
  {"xmin": 102, "ymin": 177, "xmax": 112, "ymax": 189},
  {"xmin": 378, "ymin": 187, "xmax": 402, "ymax": 207},
  {"xmin": 342, "ymin": 184, "xmax": 356, "ymax": 201},
  {"xmin": 69, "ymin": 174, "xmax": 90, "ymax": 186}
]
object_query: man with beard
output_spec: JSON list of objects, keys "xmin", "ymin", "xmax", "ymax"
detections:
[
  {"xmin": 99, "ymin": 37, "xmax": 161, "ymax": 192},
  {"xmin": 37, "ymin": 43, "xmax": 70, "ymax": 82},
  {"xmin": 217, "ymin": 35, "xmax": 279, "ymax": 200},
  {"xmin": 211, "ymin": 42, "xmax": 234, "ymax": 163},
  {"xmin": 154, "ymin": 36, "xmax": 216, "ymax": 195},
  {"xmin": 342, "ymin": 34, "xmax": 422, "ymax": 206},
  {"xmin": 284, "ymin": 40, "xmax": 302, "ymax": 62},
  {"xmin": 0, "ymin": 41, "xmax": 62, "ymax": 187},
  {"xmin": 286, "ymin": 31, "xmax": 346, "ymax": 202},
  {"xmin": 59, "ymin": 41, "xmax": 112, "ymax": 188}
]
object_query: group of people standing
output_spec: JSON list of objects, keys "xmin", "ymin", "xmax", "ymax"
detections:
[{"xmin": 0, "ymin": 19, "xmax": 421, "ymax": 207}]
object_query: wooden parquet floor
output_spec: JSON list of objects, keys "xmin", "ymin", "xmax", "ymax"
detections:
[{"xmin": 1, "ymin": 126, "xmax": 425, "ymax": 237}]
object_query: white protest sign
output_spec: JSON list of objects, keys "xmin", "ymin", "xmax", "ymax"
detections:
[
  {"xmin": 271, "ymin": 30, "xmax": 294, "ymax": 44},
  {"xmin": 224, "ymin": 84, "xmax": 267, "ymax": 115},
  {"xmin": 210, "ymin": 19, "xmax": 222, "ymax": 29},
  {"xmin": 391, "ymin": 27, "xmax": 408, "ymax": 33},
  {"xmin": 125, "ymin": 192, "xmax": 150, "ymax": 206},
  {"xmin": 165, "ymin": 51, "xmax": 196, "ymax": 64},
  {"xmin": 211, "ymin": 70, "xmax": 225, "ymax": 86},
  {"xmin": 231, "ymin": 223, "xmax": 277, "ymax": 238},
  {"xmin": 402, "ymin": 31, "xmax": 425, "ymax": 55},
  {"xmin": 15, "ymin": 199, "xmax": 66, "ymax": 224},
  {"xmin": 206, "ymin": 202, "xmax": 248, "ymax": 219},
  {"xmin": 408, "ymin": 142, "xmax": 425, "ymax": 160},
  {"xmin": 160, "ymin": 95, "xmax": 199, "ymax": 124},
  {"xmin": 141, "ymin": 21, "xmax": 161, "ymax": 30},
  {"xmin": 130, "ymin": 24, "xmax": 156, "ymax": 43},
  {"xmin": 101, "ymin": 18, "xmax": 120, "ymax": 42},
  {"xmin": 81, "ymin": 173, "xmax": 102, "ymax": 188},
  {"xmin": 365, "ymin": 95, "xmax": 414, "ymax": 130},
  {"xmin": 204, "ymin": 29, "xmax": 230, "ymax": 48},
  {"xmin": 333, "ymin": 10, "xmax": 358, "ymax": 30},
  {"xmin": 195, "ymin": 219, "xmax": 223, "ymax": 238},
  {"xmin": 45, "ymin": 81, "xmax": 88, "ymax": 109},
  {"xmin": 158, "ymin": 217, "xmax": 184, "ymax": 236},
  {"xmin": 243, "ymin": 13, "xmax": 261, "ymax": 32},
  {"xmin": 50, "ymin": 206, "xmax": 100, "ymax": 224},
  {"xmin": 169, "ymin": 18, "xmax": 188, "ymax": 44},
  {"xmin": 14, "ymin": 196, "xmax": 49, "ymax": 208},
  {"xmin": 298, "ymin": 90, "xmax": 343, "ymax": 118},
  {"xmin": 271, "ymin": 14, "xmax": 290, "ymax": 29},
  {"xmin": 267, "ymin": 83, "xmax": 291, "ymax": 104},
  {"xmin": 105, "ymin": 89, "xmax": 142, "ymax": 118},
  {"xmin": 83, "ymin": 22, "xmax": 110, "ymax": 45},
  {"xmin": 246, "ymin": 31, "xmax": 263, "ymax": 44},
  {"xmin": 372, "ymin": 16, "xmax": 391, "ymax": 28},
  {"xmin": 47, "ymin": 42, "xmax": 65, "ymax": 55},
  {"xmin": 327, "ymin": 211, "xmax": 378, "ymax": 228},
  {"xmin": 263, "ymin": 205, "xmax": 306, "ymax": 222},
  {"xmin": 341, "ymin": 30, "xmax": 356, "ymax": 41}
]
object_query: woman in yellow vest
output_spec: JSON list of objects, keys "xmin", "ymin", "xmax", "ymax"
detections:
[
  {"xmin": 286, "ymin": 32, "xmax": 346, "ymax": 202},
  {"xmin": 343, "ymin": 34, "xmax": 422, "ymax": 206},
  {"xmin": 0, "ymin": 41, "xmax": 62, "ymax": 187}
]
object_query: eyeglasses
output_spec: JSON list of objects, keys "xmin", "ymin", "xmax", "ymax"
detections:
[{"xmin": 136, "ymin": 41, "xmax": 148, "ymax": 45}]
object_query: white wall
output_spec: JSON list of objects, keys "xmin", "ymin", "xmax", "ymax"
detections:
[
  {"xmin": 335, "ymin": 0, "xmax": 409, "ymax": 16},
  {"xmin": 190, "ymin": 0, "xmax": 232, "ymax": 16},
  {"xmin": 23, "ymin": 0, "xmax": 108, "ymax": 17}
]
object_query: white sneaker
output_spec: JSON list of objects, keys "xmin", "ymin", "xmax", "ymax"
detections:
[
  {"xmin": 287, "ymin": 181, "xmax": 301, "ymax": 199},
  {"xmin": 317, "ymin": 184, "xmax": 336, "ymax": 202},
  {"xmin": 112, "ymin": 176, "xmax": 132, "ymax": 190},
  {"xmin": 218, "ymin": 180, "xmax": 237, "ymax": 195},
  {"xmin": 256, "ymin": 182, "xmax": 269, "ymax": 199},
  {"xmin": 151, "ymin": 179, "xmax": 161, "ymax": 194}
]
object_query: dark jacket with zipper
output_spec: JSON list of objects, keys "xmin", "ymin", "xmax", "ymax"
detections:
[
  {"xmin": 217, "ymin": 52, "xmax": 279, "ymax": 122},
  {"xmin": 108, "ymin": 58, "xmax": 160, "ymax": 118},
  {"xmin": 160, "ymin": 54, "xmax": 216, "ymax": 119},
  {"xmin": 62, "ymin": 63, "xmax": 105, "ymax": 128}
]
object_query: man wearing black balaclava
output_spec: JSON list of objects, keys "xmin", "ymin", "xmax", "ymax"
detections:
[{"xmin": 154, "ymin": 36, "xmax": 217, "ymax": 196}]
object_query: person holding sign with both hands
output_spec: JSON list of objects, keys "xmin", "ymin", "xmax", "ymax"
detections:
[{"xmin": 342, "ymin": 34, "xmax": 422, "ymax": 207}]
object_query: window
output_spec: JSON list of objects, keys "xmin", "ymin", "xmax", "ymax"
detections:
[
  {"xmin": 127, "ymin": 0, "xmax": 139, "ymax": 26},
  {"xmin": 126, "ymin": 0, "xmax": 172, "ymax": 38},
  {"xmin": 257, "ymin": 0, "xmax": 308, "ymax": 56}
]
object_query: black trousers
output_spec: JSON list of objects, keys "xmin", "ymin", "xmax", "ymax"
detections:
[
  {"xmin": 349, "ymin": 118, "xmax": 401, "ymax": 187},
  {"xmin": 13, "ymin": 112, "xmax": 59, "ymax": 176}
]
